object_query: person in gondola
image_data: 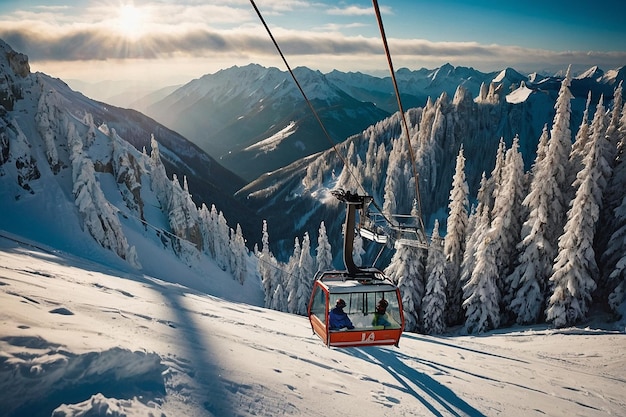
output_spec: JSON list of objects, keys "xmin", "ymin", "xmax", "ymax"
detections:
[
  {"xmin": 329, "ymin": 298, "xmax": 354, "ymax": 330},
  {"xmin": 372, "ymin": 299, "xmax": 392, "ymax": 328}
]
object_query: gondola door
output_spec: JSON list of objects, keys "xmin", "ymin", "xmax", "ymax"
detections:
[{"xmin": 308, "ymin": 281, "xmax": 330, "ymax": 346}]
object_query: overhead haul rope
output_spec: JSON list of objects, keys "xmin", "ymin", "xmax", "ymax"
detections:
[
  {"xmin": 249, "ymin": 0, "xmax": 393, "ymax": 225},
  {"xmin": 372, "ymin": 0, "xmax": 426, "ymax": 236}
]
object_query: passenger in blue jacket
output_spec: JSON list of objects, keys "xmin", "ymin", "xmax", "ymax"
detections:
[{"xmin": 329, "ymin": 298, "xmax": 354, "ymax": 330}]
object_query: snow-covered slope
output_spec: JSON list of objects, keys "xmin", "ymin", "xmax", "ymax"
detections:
[
  {"xmin": 0, "ymin": 39, "xmax": 263, "ymax": 298},
  {"xmin": 1, "ymin": 235, "xmax": 625, "ymax": 417}
]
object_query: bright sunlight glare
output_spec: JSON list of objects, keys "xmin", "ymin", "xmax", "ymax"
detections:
[{"xmin": 115, "ymin": 4, "xmax": 146, "ymax": 39}]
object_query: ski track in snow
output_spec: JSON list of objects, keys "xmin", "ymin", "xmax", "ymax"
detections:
[{"xmin": 1, "ymin": 238, "xmax": 625, "ymax": 417}]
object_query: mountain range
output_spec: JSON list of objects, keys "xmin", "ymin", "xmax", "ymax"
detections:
[
  {"xmin": 229, "ymin": 64, "xmax": 625, "ymax": 260},
  {"xmin": 131, "ymin": 62, "xmax": 625, "ymax": 191}
]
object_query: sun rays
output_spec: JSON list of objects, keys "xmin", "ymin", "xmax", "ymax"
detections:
[{"xmin": 114, "ymin": 3, "xmax": 148, "ymax": 40}]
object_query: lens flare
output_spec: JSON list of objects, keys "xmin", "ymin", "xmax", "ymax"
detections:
[{"xmin": 115, "ymin": 4, "xmax": 145, "ymax": 39}]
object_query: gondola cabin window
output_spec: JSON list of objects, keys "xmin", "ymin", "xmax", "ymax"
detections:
[
  {"xmin": 309, "ymin": 285, "xmax": 327, "ymax": 324},
  {"xmin": 330, "ymin": 291, "xmax": 401, "ymax": 330}
]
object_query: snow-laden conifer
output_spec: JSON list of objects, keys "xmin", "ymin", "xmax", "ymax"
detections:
[
  {"xmin": 444, "ymin": 146, "xmax": 469, "ymax": 326},
  {"xmin": 605, "ymin": 81, "xmax": 623, "ymax": 161},
  {"xmin": 462, "ymin": 191, "xmax": 500, "ymax": 334},
  {"xmin": 491, "ymin": 137, "xmax": 526, "ymax": 307},
  {"xmin": 258, "ymin": 220, "xmax": 277, "ymax": 308},
  {"xmin": 295, "ymin": 233, "xmax": 314, "ymax": 315},
  {"xmin": 148, "ymin": 136, "xmax": 172, "ymax": 210},
  {"xmin": 286, "ymin": 237, "xmax": 302, "ymax": 314},
  {"xmin": 271, "ymin": 282, "xmax": 287, "ymax": 312},
  {"xmin": 167, "ymin": 174, "xmax": 202, "ymax": 258},
  {"xmin": 459, "ymin": 173, "xmax": 489, "ymax": 296},
  {"xmin": 111, "ymin": 131, "xmax": 143, "ymax": 219},
  {"xmin": 336, "ymin": 141, "xmax": 361, "ymax": 192},
  {"xmin": 597, "ymin": 83, "xmax": 626, "ymax": 272},
  {"xmin": 388, "ymin": 242, "xmax": 425, "ymax": 332},
  {"xmin": 602, "ymin": 100, "xmax": 626, "ymax": 312},
  {"xmin": 546, "ymin": 95, "xmax": 612, "ymax": 327},
  {"xmin": 35, "ymin": 88, "xmax": 61, "ymax": 173},
  {"xmin": 352, "ymin": 232, "xmax": 365, "ymax": 268},
  {"xmin": 229, "ymin": 224, "xmax": 247, "ymax": 284},
  {"xmin": 383, "ymin": 136, "xmax": 405, "ymax": 215},
  {"xmin": 506, "ymin": 69, "xmax": 574, "ymax": 324},
  {"xmin": 68, "ymin": 123, "xmax": 139, "ymax": 268},
  {"xmin": 487, "ymin": 138, "xmax": 507, "ymax": 211},
  {"xmin": 569, "ymin": 92, "xmax": 593, "ymax": 184},
  {"xmin": 535, "ymin": 124, "xmax": 550, "ymax": 170},
  {"xmin": 214, "ymin": 210, "xmax": 230, "ymax": 271},
  {"xmin": 422, "ymin": 220, "xmax": 447, "ymax": 334},
  {"xmin": 316, "ymin": 221, "xmax": 333, "ymax": 272}
]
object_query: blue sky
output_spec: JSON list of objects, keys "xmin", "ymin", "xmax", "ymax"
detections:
[{"xmin": 0, "ymin": 0, "xmax": 624, "ymax": 85}]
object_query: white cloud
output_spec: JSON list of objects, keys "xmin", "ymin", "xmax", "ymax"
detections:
[
  {"xmin": 326, "ymin": 5, "xmax": 393, "ymax": 16},
  {"xmin": 1, "ymin": 1, "xmax": 624, "ymax": 84}
]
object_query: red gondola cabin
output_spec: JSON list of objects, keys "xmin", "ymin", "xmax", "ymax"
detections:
[{"xmin": 308, "ymin": 268, "xmax": 405, "ymax": 348}]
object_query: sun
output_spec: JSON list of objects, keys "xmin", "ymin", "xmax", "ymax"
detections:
[{"xmin": 115, "ymin": 3, "xmax": 146, "ymax": 39}]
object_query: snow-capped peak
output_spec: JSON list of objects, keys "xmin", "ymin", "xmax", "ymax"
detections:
[
  {"xmin": 505, "ymin": 81, "xmax": 535, "ymax": 104},
  {"xmin": 576, "ymin": 65, "xmax": 604, "ymax": 81}
]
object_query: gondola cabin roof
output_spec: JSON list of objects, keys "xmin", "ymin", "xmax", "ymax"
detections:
[{"xmin": 314, "ymin": 269, "xmax": 397, "ymax": 293}]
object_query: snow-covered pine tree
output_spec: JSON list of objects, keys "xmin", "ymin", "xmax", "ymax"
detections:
[
  {"xmin": 444, "ymin": 146, "xmax": 469, "ymax": 326},
  {"xmin": 486, "ymin": 138, "xmax": 507, "ymax": 211},
  {"xmin": 458, "ymin": 173, "xmax": 490, "ymax": 307},
  {"xmin": 336, "ymin": 141, "xmax": 361, "ymax": 192},
  {"xmin": 352, "ymin": 232, "xmax": 365, "ymax": 268},
  {"xmin": 374, "ymin": 142, "xmax": 388, "ymax": 194},
  {"xmin": 111, "ymin": 130, "xmax": 144, "ymax": 219},
  {"xmin": 601, "ymin": 96, "xmax": 626, "ymax": 313},
  {"xmin": 546, "ymin": 95, "xmax": 612, "ymax": 327},
  {"xmin": 569, "ymin": 92, "xmax": 593, "ymax": 186},
  {"xmin": 383, "ymin": 136, "xmax": 405, "ymax": 216},
  {"xmin": 597, "ymin": 83, "xmax": 626, "ymax": 277},
  {"xmin": 605, "ymin": 81, "xmax": 623, "ymax": 162},
  {"xmin": 316, "ymin": 221, "xmax": 333, "ymax": 273},
  {"xmin": 417, "ymin": 95, "xmax": 439, "ymax": 147},
  {"xmin": 229, "ymin": 224, "xmax": 248, "ymax": 284},
  {"xmin": 286, "ymin": 237, "xmax": 302, "ymax": 314},
  {"xmin": 490, "ymin": 136, "xmax": 526, "ymax": 312},
  {"xmin": 198, "ymin": 204, "xmax": 215, "ymax": 259},
  {"xmin": 167, "ymin": 174, "xmax": 202, "ymax": 261},
  {"xmin": 148, "ymin": 136, "xmax": 172, "ymax": 210},
  {"xmin": 606, "ymin": 187, "xmax": 626, "ymax": 316},
  {"xmin": 258, "ymin": 220, "xmax": 277, "ymax": 308},
  {"xmin": 414, "ymin": 92, "xmax": 447, "ymax": 197},
  {"xmin": 68, "ymin": 123, "xmax": 140, "ymax": 268},
  {"xmin": 271, "ymin": 282, "xmax": 287, "ymax": 312},
  {"xmin": 535, "ymin": 124, "xmax": 550, "ymax": 169},
  {"xmin": 83, "ymin": 112, "xmax": 97, "ymax": 148},
  {"xmin": 506, "ymin": 69, "xmax": 574, "ymax": 325},
  {"xmin": 422, "ymin": 220, "xmax": 447, "ymax": 334},
  {"xmin": 364, "ymin": 131, "xmax": 378, "ymax": 191},
  {"xmin": 543, "ymin": 65, "xmax": 575, "ymax": 231},
  {"xmin": 462, "ymin": 192, "xmax": 500, "ymax": 334},
  {"xmin": 214, "ymin": 210, "xmax": 230, "ymax": 271},
  {"xmin": 295, "ymin": 233, "xmax": 314, "ymax": 315},
  {"xmin": 35, "ymin": 88, "xmax": 61, "ymax": 173},
  {"xmin": 388, "ymin": 242, "xmax": 425, "ymax": 332}
]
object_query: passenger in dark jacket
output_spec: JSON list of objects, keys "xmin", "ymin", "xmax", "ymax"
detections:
[{"xmin": 329, "ymin": 298, "xmax": 354, "ymax": 330}]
